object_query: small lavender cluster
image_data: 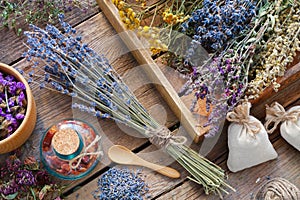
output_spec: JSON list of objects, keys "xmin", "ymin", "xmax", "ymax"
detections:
[
  {"xmin": 181, "ymin": 0, "xmax": 256, "ymax": 64},
  {"xmin": 0, "ymin": 155, "xmax": 53, "ymax": 199},
  {"xmin": 93, "ymin": 168, "xmax": 149, "ymax": 200},
  {"xmin": 0, "ymin": 72, "xmax": 26, "ymax": 140}
]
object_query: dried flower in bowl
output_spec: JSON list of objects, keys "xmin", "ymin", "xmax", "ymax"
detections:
[
  {"xmin": 0, "ymin": 62, "xmax": 37, "ymax": 154},
  {"xmin": 0, "ymin": 71, "xmax": 27, "ymax": 140}
]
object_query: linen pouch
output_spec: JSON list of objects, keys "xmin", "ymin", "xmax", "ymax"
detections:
[
  {"xmin": 265, "ymin": 102, "xmax": 300, "ymax": 151},
  {"xmin": 226, "ymin": 102, "xmax": 278, "ymax": 172}
]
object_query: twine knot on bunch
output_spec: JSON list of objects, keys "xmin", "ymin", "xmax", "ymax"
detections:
[
  {"xmin": 147, "ymin": 126, "xmax": 187, "ymax": 150},
  {"xmin": 226, "ymin": 101, "xmax": 261, "ymax": 137},
  {"xmin": 264, "ymin": 102, "xmax": 300, "ymax": 134}
]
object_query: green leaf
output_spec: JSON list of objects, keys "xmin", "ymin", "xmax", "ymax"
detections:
[
  {"xmin": 30, "ymin": 187, "xmax": 36, "ymax": 200},
  {"xmin": 2, "ymin": 10, "xmax": 8, "ymax": 20},
  {"xmin": 17, "ymin": 28, "xmax": 22, "ymax": 36},
  {"xmin": 1, "ymin": 192, "xmax": 18, "ymax": 200}
]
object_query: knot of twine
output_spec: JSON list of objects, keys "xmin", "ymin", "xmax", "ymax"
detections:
[
  {"xmin": 226, "ymin": 101, "xmax": 261, "ymax": 137},
  {"xmin": 69, "ymin": 135, "xmax": 103, "ymax": 169},
  {"xmin": 255, "ymin": 178, "xmax": 300, "ymax": 200},
  {"xmin": 264, "ymin": 102, "xmax": 300, "ymax": 134},
  {"xmin": 147, "ymin": 126, "xmax": 187, "ymax": 150}
]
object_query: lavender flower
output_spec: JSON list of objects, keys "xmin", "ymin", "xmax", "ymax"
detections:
[
  {"xmin": 181, "ymin": 0, "xmax": 257, "ymax": 64},
  {"xmin": 93, "ymin": 168, "xmax": 149, "ymax": 200}
]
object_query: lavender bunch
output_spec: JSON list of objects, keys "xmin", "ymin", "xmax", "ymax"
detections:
[
  {"xmin": 22, "ymin": 14, "xmax": 234, "ymax": 198},
  {"xmin": 0, "ymin": 72, "xmax": 26, "ymax": 140},
  {"xmin": 181, "ymin": 0, "xmax": 257, "ymax": 65}
]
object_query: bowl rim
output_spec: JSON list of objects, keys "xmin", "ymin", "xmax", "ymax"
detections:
[{"xmin": 0, "ymin": 62, "xmax": 35, "ymax": 144}]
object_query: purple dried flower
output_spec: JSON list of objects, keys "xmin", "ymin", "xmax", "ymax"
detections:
[
  {"xmin": 16, "ymin": 170, "xmax": 36, "ymax": 186},
  {"xmin": 0, "ymin": 180, "xmax": 19, "ymax": 196},
  {"xmin": 0, "ymin": 72, "xmax": 27, "ymax": 140}
]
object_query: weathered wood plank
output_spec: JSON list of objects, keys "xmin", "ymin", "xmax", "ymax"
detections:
[
  {"xmin": 158, "ymin": 137, "xmax": 300, "ymax": 200},
  {"xmin": 97, "ymin": 0, "xmax": 202, "ymax": 142},
  {"xmin": 0, "ymin": 7, "xmax": 99, "ymax": 65},
  {"xmin": 66, "ymin": 141, "xmax": 194, "ymax": 200}
]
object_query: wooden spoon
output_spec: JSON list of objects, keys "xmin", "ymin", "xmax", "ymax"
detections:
[{"xmin": 108, "ymin": 145, "xmax": 180, "ymax": 178}]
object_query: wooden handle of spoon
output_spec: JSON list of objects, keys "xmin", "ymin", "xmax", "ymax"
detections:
[{"xmin": 141, "ymin": 160, "xmax": 180, "ymax": 178}]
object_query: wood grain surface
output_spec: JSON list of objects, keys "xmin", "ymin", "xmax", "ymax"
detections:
[{"xmin": 0, "ymin": 3, "xmax": 299, "ymax": 200}]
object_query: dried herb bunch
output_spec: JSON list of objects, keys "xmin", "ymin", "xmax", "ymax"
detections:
[
  {"xmin": 247, "ymin": 0, "xmax": 300, "ymax": 98},
  {"xmin": 180, "ymin": 0, "xmax": 299, "ymax": 137},
  {"xmin": 0, "ymin": 0, "xmax": 95, "ymax": 35},
  {"xmin": 112, "ymin": 0, "xmax": 300, "ymax": 138},
  {"xmin": 21, "ymin": 14, "xmax": 235, "ymax": 198},
  {"xmin": 0, "ymin": 71, "xmax": 26, "ymax": 140},
  {"xmin": 0, "ymin": 154, "xmax": 62, "ymax": 200}
]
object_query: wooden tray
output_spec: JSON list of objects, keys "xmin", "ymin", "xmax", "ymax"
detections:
[
  {"xmin": 97, "ymin": 0, "xmax": 203, "ymax": 142},
  {"xmin": 97, "ymin": 0, "xmax": 300, "ymax": 142}
]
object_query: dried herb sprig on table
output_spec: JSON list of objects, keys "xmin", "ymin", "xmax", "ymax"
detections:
[
  {"xmin": 0, "ymin": 0, "xmax": 95, "ymax": 35},
  {"xmin": 21, "ymin": 14, "xmax": 235, "ymax": 198},
  {"xmin": 0, "ymin": 154, "xmax": 62, "ymax": 200}
]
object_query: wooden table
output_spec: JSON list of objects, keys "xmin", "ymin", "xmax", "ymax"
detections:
[{"xmin": 0, "ymin": 5, "xmax": 299, "ymax": 200}]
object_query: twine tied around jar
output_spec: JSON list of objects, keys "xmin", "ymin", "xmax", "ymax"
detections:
[
  {"xmin": 147, "ymin": 126, "xmax": 187, "ymax": 150},
  {"xmin": 69, "ymin": 135, "xmax": 103, "ymax": 169},
  {"xmin": 226, "ymin": 101, "xmax": 261, "ymax": 137},
  {"xmin": 264, "ymin": 102, "xmax": 300, "ymax": 134},
  {"xmin": 254, "ymin": 177, "xmax": 300, "ymax": 200}
]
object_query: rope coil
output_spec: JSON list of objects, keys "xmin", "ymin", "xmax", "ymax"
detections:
[{"xmin": 255, "ymin": 178, "xmax": 300, "ymax": 200}]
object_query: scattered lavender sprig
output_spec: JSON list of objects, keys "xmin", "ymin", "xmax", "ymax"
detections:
[
  {"xmin": 22, "ymin": 14, "xmax": 235, "ymax": 197},
  {"xmin": 0, "ymin": 72, "xmax": 27, "ymax": 140},
  {"xmin": 93, "ymin": 168, "xmax": 149, "ymax": 199}
]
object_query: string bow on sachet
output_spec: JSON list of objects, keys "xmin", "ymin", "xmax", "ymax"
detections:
[
  {"xmin": 264, "ymin": 102, "xmax": 300, "ymax": 134},
  {"xmin": 226, "ymin": 102, "xmax": 261, "ymax": 137},
  {"xmin": 147, "ymin": 126, "xmax": 187, "ymax": 150}
]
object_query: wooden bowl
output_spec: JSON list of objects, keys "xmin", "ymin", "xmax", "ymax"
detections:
[{"xmin": 0, "ymin": 63, "xmax": 37, "ymax": 154}]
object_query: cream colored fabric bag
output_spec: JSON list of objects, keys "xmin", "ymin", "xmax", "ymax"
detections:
[
  {"xmin": 265, "ymin": 102, "xmax": 300, "ymax": 151},
  {"xmin": 226, "ymin": 102, "xmax": 278, "ymax": 172}
]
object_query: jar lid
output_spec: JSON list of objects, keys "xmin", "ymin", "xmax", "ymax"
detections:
[
  {"xmin": 40, "ymin": 119, "xmax": 102, "ymax": 180},
  {"xmin": 52, "ymin": 128, "xmax": 84, "ymax": 160}
]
